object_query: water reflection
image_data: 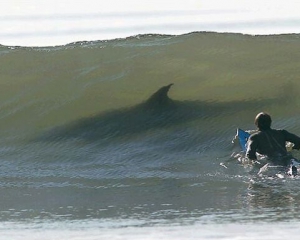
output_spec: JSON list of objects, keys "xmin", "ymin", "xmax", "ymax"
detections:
[{"xmin": 245, "ymin": 179, "xmax": 300, "ymax": 220}]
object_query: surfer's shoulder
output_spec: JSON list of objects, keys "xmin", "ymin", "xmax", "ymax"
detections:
[
  {"xmin": 272, "ymin": 129, "xmax": 288, "ymax": 135},
  {"xmin": 248, "ymin": 130, "xmax": 260, "ymax": 140}
]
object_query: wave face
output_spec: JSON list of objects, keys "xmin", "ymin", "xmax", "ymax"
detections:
[{"xmin": 1, "ymin": 32, "xmax": 300, "ymax": 225}]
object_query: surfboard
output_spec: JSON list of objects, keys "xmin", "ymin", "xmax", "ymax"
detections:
[{"xmin": 237, "ymin": 128, "xmax": 250, "ymax": 152}]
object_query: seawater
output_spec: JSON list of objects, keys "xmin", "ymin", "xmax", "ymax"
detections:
[{"xmin": 1, "ymin": 32, "xmax": 300, "ymax": 239}]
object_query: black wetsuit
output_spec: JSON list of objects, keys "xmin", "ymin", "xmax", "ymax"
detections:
[{"xmin": 246, "ymin": 129, "xmax": 300, "ymax": 166}]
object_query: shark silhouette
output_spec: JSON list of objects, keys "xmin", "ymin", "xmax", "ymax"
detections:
[{"xmin": 36, "ymin": 83, "xmax": 295, "ymax": 143}]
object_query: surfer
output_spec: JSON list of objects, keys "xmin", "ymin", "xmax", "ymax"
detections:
[{"xmin": 246, "ymin": 112, "xmax": 300, "ymax": 174}]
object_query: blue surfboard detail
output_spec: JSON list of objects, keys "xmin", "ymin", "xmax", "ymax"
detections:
[{"xmin": 237, "ymin": 128, "xmax": 251, "ymax": 152}]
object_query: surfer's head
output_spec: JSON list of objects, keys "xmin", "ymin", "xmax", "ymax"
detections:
[{"xmin": 254, "ymin": 112, "xmax": 272, "ymax": 130}]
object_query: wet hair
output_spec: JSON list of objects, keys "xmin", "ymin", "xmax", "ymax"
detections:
[{"xmin": 254, "ymin": 112, "xmax": 272, "ymax": 130}]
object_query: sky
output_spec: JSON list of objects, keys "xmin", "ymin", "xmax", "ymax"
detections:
[{"xmin": 1, "ymin": 0, "xmax": 300, "ymax": 46}]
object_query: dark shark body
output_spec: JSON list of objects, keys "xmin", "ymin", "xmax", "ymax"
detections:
[{"xmin": 36, "ymin": 83, "xmax": 292, "ymax": 143}]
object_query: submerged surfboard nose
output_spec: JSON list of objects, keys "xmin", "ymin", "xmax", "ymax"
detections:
[{"xmin": 237, "ymin": 128, "xmax": 251, "ymax": 152}]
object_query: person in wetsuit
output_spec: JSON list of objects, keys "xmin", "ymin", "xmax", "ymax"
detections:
[{"xmin": 246, "ymin": 112, "xmax": 300, "ymax": 167}]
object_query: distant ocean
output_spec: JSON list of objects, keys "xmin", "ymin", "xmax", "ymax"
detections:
[
  {"xmin": 1, "ymin": 7, "xmax": 300, "ymax": 47},
  {"xmin": 2, "ymin": 14, "xmax": 300, "ymax": 239}
]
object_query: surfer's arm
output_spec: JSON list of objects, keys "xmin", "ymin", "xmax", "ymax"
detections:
[
  {"xmin": 246, "ymin": 135, "xmax": 258, "ymax": 160},
  {"xmin": 283, "ymin": 130, "xmax": 300, "ymax": 150}
]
